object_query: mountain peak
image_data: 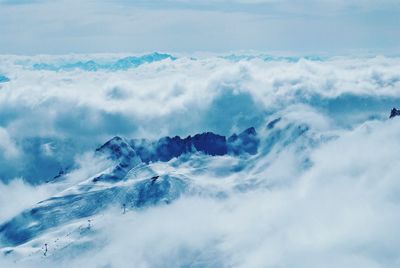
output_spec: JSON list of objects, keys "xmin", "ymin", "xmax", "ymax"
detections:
[
  {"xmin": 228, "ymin": 127, "xmax": 259, "ymax": 155},
  {"xmin": 95, "ymin": 136, "xmax": 132, "ymax": 160},
  {"xmin": 94, "ymin": 136, "xmax": 141, "ymax": 182},
  {"xmin": 95, "ymin": 128, "xmax": 260, "ymax": 166},
  {"xmin": 390, "ymin": 107, "xmax": 400, "ymax": 119}
]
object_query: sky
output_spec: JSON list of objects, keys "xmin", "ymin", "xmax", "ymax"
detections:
[
  {"xmin": 0, "ymin": 0, "xmax": 399, "ymax": 55},
  {"xmin": 1, "ymin": 3, "xmax": 400, "ymax": 265}
]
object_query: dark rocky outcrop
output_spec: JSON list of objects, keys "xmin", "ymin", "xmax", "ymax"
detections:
[
  {"xmin": 390, "ymin": 108, "xmax": 400, "ymax": 119},
  {"xmin": 227, "ymin": 127, "xmax": 259, "ymax": 155},
  {"xmin": 97, "ymin": 128, "xmax": 260, "ymax": 165},
  {"xmin": 267, "ymin": 118, "xmax": 281, "ymax": 129}
]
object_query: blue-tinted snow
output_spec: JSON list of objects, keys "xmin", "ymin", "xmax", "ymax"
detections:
[{"xmin": 30, "ymin": 53, "xmax": 176, "ymax": 71}]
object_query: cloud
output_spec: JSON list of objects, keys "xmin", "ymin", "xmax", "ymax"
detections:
[
  {"xmin": 0, "ymin": 127, "xmax": 19, "ymax": 159},
  {"xmin": 0, "ymin": 55, "xmax": 400, "ymax": 183},
  {"xmin": 0, "ymin": 179, "xmax": 54, "ymax": 223},
  {"xmin": 27, "ymin": 117, "xmax": 399, "ymax": 268},
  {"xmin": 1, "ymin": 54, "xmax": 400, "ymax": 267}
]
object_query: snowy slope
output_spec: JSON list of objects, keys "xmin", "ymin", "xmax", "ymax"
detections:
[{"xmin": 0, "ymin": 116, "xmax": 323, "ymax": 264}]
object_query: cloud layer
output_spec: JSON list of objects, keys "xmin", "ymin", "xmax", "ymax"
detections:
[
  {"xmin": 1, "ymin": 54, "xmax": 400, "ymax": 183},
  {"xmin": 1, "ymin": 54, "xmax": 400, "ymax": 267}
]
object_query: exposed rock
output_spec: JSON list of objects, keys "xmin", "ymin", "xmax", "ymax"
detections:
[
  {"xmin": 267, "ymin": 118, "xmax": 281, "ymax": 129},
  {"xmin": 390, "ymin": 108, "xmax": 400, "ymax": 118},
  {"xmin": 227, "ymin": 127, "xmax": 259, "ymax": 155},
  {"xmin": 96, "ymin": 128, "xmax": 259, "ymax": 167}
]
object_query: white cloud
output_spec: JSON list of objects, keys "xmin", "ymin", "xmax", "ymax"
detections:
[
  {"xmin": 0, "ymin": 54, "xmax": 399, "ymax": 182},
  {"xmin": 0, "ymin": 127, "xmax": 19, "ymax": 159},
  {"xmin": 0, "ymin": 54, "xmax": 400, "ymax": 267},
  {"xmin": 0, "ymin": 179, "xmax": 54, "ymax": 222},
  {"xmin": 54, "ymin": 117, "xmax": 400, "ymax": 268}
]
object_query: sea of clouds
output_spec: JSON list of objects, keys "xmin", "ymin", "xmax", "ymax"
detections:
[{"xmin": 1, "ymin": 53, "xmax": 400, "ymax": 267}]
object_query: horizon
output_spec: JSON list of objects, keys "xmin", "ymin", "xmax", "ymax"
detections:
[{"xmin": 2, "ymin": 1, "xmax": 400, "ymax": 267}]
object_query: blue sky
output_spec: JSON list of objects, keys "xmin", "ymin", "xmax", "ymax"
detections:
[{"xmin": 0, "ymin": 0, "xmax": 399, "ymax": 55}]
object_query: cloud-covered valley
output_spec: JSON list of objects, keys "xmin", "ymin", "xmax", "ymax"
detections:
[{"xmin": 1, "ymin": 54, "xmax": 400, "ymax": 267}]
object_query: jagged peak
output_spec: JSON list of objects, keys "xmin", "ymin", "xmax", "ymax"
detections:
[
  {"xmin": 228, "ymin": 127, "xmax": 259, "ymax": 155},
  {"xmin": 98, "ymin": 128, "xmax": 259, "ymax": 165},
  {"xmin": 95, "ymin": 136, "xmax": 137, "ymax": 161},
  {"xmin": 240, "ymin": 127, "xmax": 257, "ymax": 136},
  {"xmin": 96, "ymin": 136, "xmax": 127, "ymax": 148},
  {"xmin": 390, "ymin": 107, "xmax": 400, "ymax": 119}
]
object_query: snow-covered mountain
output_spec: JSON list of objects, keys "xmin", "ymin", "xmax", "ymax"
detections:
[
  {"xmin": 2, "ymin": 107, "xmax": 400, "ymax": 267},
  {"xmin": 0, "ymin": 117, "xmax": 319, "ymax": 263},
  {"xmin": 1, "ymin": 53, "xmax": 400, "ymax": 267},
  {"xmin": 30, "ymin": 53, "xmax": 176, "ymax": 72}
]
